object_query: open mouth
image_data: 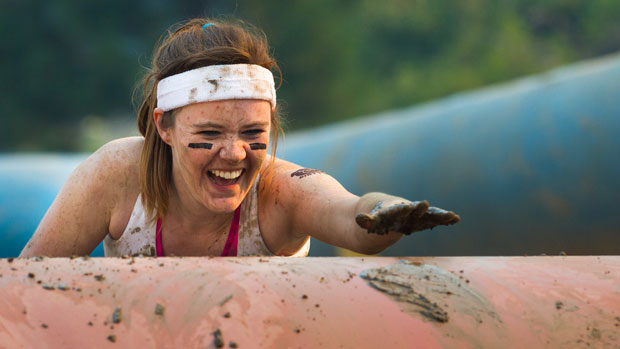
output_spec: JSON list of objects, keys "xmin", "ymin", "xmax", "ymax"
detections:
[{"xmin": 207, "ymin": 169, "xmax": 244, "ymax": 186}]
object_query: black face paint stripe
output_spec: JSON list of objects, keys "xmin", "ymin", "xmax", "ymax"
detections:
[
  {"xmin": 188, "ymin": 143, "xmax": 213, "ymax": 149},
  {"xmin": 249, "ymin": 143, "xmax": 267, "ymax": 150}
]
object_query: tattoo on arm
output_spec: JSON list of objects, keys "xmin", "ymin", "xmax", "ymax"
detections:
[
  {"xmin": 188, "ymin": 143, "xmax": 213, "ymax": 149},
  {"xmin": 291, "ymin": 168, "xmax": 324, "ymax": 179},
  {"xmin": 249, "ymin": 143, "xmax": 267, "ymax": 150}
]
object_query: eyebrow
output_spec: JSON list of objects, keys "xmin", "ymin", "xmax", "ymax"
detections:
[
  {"xmin": 192, "ymin": 121, "xmax": 224, "ymax": 129},
  {"xmin": 243, "ymin": 122, "xmax": 270, "ymax": 129},
  {"xmin": 191, "ymin": 121, "xmax": 270, "ymax": 129}
]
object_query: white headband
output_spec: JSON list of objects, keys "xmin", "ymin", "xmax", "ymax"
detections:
[{"xmin": 156, "ymin": 64, "xmax": 276, "ymax": 112}]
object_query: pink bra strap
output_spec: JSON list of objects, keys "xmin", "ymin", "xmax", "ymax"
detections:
[
  {"xmin": 155, "ymin": 206, "xmax": 240, "ymax": 257},
  {"xmin": 221, "ymin": 206, "xmax": 240, "ymax": 257},
  {"xmin": 156, "ymin": 217, "xmax": 164, "ymax": 257}
]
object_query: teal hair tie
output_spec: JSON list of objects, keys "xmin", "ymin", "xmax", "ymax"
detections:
[{"xmin": 202, "ymin": 23, "xmax": 215, "ymax": 29}]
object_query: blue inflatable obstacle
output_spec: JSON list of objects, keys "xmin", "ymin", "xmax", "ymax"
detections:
[
  {"xmin": 1, "ymin": 53, "xmax": 619, "ymax": 257},
  {"xmin": 280, "ymin": 53, "xmax": 620, "ymax": 256},
  {"xmin": 0, "ymin": 154, "xmax": 105, "ymax": 257}
]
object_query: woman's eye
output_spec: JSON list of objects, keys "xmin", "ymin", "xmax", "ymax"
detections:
[
  {"xmin": 243, "ymin": 129, "xmax": 265, "ymax": 136},
  {"xmin": 199, "ymin": 130, "xmax": 220, "ymax": 137}
]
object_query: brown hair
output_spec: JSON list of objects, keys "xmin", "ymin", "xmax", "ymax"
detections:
[{"xmin": 136, "ymin": 18, "xmax": 283, "ymax": 220}]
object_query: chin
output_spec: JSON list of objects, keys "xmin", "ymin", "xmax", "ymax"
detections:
[{"xmin": 206, "ymin": 198, "xmax": 243, "ymax": 213}]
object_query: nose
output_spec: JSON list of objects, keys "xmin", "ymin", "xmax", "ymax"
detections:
[{"xmin": 219, "ymin": 138, "xmax": 246, "ymax": 163}]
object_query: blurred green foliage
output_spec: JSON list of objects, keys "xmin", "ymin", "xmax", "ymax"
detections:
[{"xmin": 2, "ymin": 0, "xmax": 619, "ymax": 151}]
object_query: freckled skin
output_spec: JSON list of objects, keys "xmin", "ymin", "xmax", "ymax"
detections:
[
  {"xmin": 288, "ymin": 168, "xmax": 460, "ymax": 236},
  {"xmin": 150, "ymin": 100, "xmax": 271, "ymax": 255},
  {"xmin": 19, "ymin": 101, "xmax": 460, "ymax": 258},
  {"xmin": 156, "ymin": 100, "xmax": 270, "ymax": 214}
]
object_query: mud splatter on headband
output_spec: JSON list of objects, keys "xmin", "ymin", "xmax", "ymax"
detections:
[{"xmin": 157, "ymin": 64, "xmax": 276, "ymax": 112}]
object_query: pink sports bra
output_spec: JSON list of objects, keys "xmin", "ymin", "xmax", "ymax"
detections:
[{"xmin": 155, "ymin": 206, "xmax": 241, "ymax": 257}]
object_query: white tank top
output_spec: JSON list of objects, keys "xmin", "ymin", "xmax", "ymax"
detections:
[{"xmin": 103, "ymin": 178, "xmax": 310, "ymax": 257}]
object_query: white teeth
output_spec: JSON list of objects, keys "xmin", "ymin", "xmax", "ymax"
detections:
[{"xmin": 212, "ymin": 170, "xmax": 242, "ymax": 180}]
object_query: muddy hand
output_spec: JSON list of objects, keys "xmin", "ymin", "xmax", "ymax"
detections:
[{"xmin": 355, "ymin": 201, "xmax": 460, "ymax": 235}]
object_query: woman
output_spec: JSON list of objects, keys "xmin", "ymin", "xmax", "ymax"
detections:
[{"xmin": 20, "ymin": 18, "xmax": 459, "ymax": 258}]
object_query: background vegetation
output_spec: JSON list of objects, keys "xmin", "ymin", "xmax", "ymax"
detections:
[{"xmin": 2, "ymin": 0, "xmax": 620, "ymax": 151}]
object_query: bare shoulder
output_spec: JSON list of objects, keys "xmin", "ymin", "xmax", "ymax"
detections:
[
  {"xmin": 90, "ymin": 136, "xmax": 143, "ymax": 178},
  {"xmin": 65, "ymin": 136, "xmax": 144, "ymax": 209},
  {"xmin": 19, "ymin": 137, "xmax": 145, "ymax": 257},
  {"xmin": 262, "ymin": 157, "xmax": 339, "ymax": 195},
  {"xmin": 73, "ymin": 137, "xmax": 144, "ymax": 230},
  {"xmin": 256, "ymin": 157, "xmax": 320, "ymax": 253},
  {"xmin": 259, "ymin": 157, "xmax": 310, "ymax": 199},
  {"xmin": 256, "ymin": 156, "xmax": 357, "ymax": 255},
  {"xmin": 91, "ymin": 137, "xmax": 144, "ymax": 236},
  {"xmin": 262, "ymin": 156, "xmax": 326, "ymax": 182}
]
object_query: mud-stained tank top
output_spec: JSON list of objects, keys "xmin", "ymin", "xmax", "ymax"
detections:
[{"xmin": 103, "ymin": 178, "xmax": 310, "ymax": 257}]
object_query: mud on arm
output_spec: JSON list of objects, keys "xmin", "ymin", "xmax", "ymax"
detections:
[
  {"xmin": 274, "ymin": 162, "xmax": 459, "ymax": 255},
  {"xmin": 274, "ymin": 163, "xmax": 454, "ymax": 254}
]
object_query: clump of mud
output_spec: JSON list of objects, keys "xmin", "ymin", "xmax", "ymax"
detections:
[{"xmin": 360, "ymin": 260, "xmax": 501, "ymax": 324}]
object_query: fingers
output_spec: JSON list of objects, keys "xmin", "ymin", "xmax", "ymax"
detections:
[
  {"xmin": 356, "ymin": 200, "xmax": 460, "ymax": 236},
  {"xmin": 359, "ymin": 201, "xmax": 430, "ymax": 235},
  {"xmin": 383, "ymin": 203, "xmax": 415, "ymax": 221},
  {"xmin": 426, "ymin": 206, "xmax": 460, "ymax": 225},
  {"xmin": 355, "ymin": 213, "xmax": 377, "ymax": 230},
  {"xmin": 410, "ymin": 200, "xmax": 430, "ymax": 218},
  {"xmin": 399, "ymin": 205, "xmax": 460, "ymax": 235},
  {"xmin": 356, "ymin": 213, "xmax": 389, "ymax": 235}
]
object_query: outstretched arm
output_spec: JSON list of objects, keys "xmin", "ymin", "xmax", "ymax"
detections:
[{"xmin": 267, "ymin": 160, "xmax": 459, "ymax": 255}]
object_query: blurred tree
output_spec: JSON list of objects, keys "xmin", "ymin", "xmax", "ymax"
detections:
[
  {"xmin": 0, "ymin": 0, "xmax": 201, "ymax": 150},
  {"xmin": 1, "ymin": 0, "xmax": 619, "ymax": 151}
]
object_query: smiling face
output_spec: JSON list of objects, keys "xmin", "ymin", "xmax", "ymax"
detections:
[{"xmin": 155, "ymin": 99, "xmax": 271, "ymax": 214}]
